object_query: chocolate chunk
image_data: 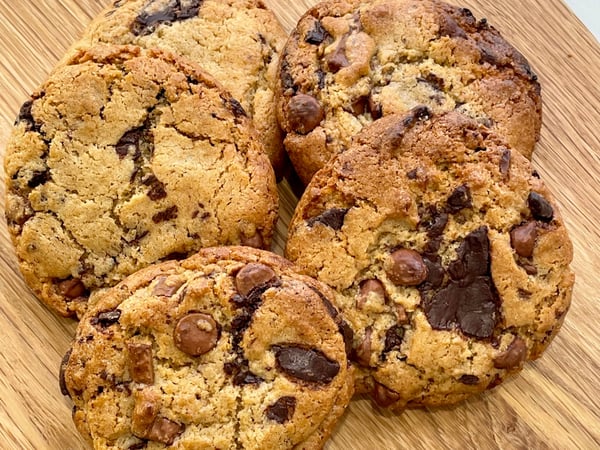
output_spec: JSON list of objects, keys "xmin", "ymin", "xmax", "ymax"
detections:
[
  {"xmin": 280, "ymin": 59, "xmax": 296, "ymax": 93},
  {"xmin": 145, "ymin": 176, "xmax": 167, "ymax": 201},
  {"xmin": 459, "ymin": 374, "xmax": 480, "ymax": 385},
  {"xmin": 305, "ymin": 20, "xmax": 328, "ymax": 44},
  {"xmin": 455, "ymin": 226, "xmax": 490, "ymax": 279},
  {"xmin": 127, "ymin": 343, "xmax": 154, "ymax": 384},
  {"xmin": 287, "ymin": 93, "xmax": 324, "ymax": 134},
  {"xmin": 240, "ymin": 233, "xmax": 264, "ymax": 249},
  {"xmin": 235, "ymin": 263, "xmax": 277, "ymax": 297},
  {"xmin": 152, "ymin": 205, "xmax": 178, "ymax": 223},
  {"xmin": 499, "ymin": 149, "xmax": 511, "ymax": 175},
  {"xmin": 353, "ymin": 327, "xmax": 372, "ymax": 367},
  {"xmin": 357, "ymin": 279, "xmax": 386, "ymax": 309},
  {"xmin": 232, "ymin": 366, "xmax": 263, "ymax": 386},
  {"xmin": 350, "ymin": 96, "xmax": 368, "ymax": 115},
  {"xmin": 147, "ymin": 417, "xmax": 184, "ymax": 445},
  {"xmin": 16, "ymin": 99, "xmax": 42, "ymax": 132},
  {"xmin": 325, "ymin": 37, "xmax": 349, "ymax": 73},
  {"xmin": 372, "ymin": 382, "xmax": 401, "ymax": 408},
  {"xmin": 58, "ymin": 278, "xmax": 86, "ymax": 299},
  {"xmin": 59, "ymin": 349, "xmax": 72, "ymax": 397},
  {"xmin": 132, "ymin": 0, "xmax": 201, "ymax": 36},
  {"xmin": 174, "ymin": 313, "xmax": 219, "ymax": 356},
  {"xmin": 338, "ymin": 320, "xmax": 354, "ymax": 358},
  {"xmin": 493, "ymin": 336, "xmax": 528, "ymax": 369},
  {"xmin": 521, "ymin": 263, "xmax": 538, "ymax": 275},
  {"xmin": 152, "ymin": 276, "xmax": 185, "ymax": 297},
  {"xmin": 306, "ymin": 208, "xmax": 348, "ymax": 230},
  {"xmin": 27, "ymin": 169, "xmax": 50, "ymax": 188},
  {"xmin": 422, "ymin": 255, "xmax": 445, "ymax": 289},
  {"xmin": 383, "ymin": 326, "xmax": 405, "ymax": 353},
  {"xmin": 395, "ymin": 304, "xmax": 409, "ymax": 324},
  {"xmin": 386, "ymin": 249, "xmax": 428, "ymax": 286},
  {"xmin": 223, "ymin": 96, "xmax": 247, "ymax": 118},
  {"xmin": 528, "ymin": 192, "xmax": 554, "ymax": 222},
  {"xmin": 92, "ymin": 309, "xmax": 121, "ymax": 328},
  {"xmin": 266, "ymin": 396, "xmax": 297, "ymax": 424},
  {"xmin": 116, "ymin": 128, "xmax": 144, "ymax": 159},
  {"xmin": 510, "ymin": 222, "xmax": 537, "ymax": 258},
  {"xmin": 273, "ymin": 345, "xmax": 340, "ymax": 384},
  {"xmin": 446, "ymin": 185, "xmax": 472, "ymax": 213}
]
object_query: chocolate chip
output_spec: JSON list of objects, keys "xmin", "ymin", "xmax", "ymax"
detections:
[
  {"xmin": 386, "ymin": 249, "xmax": 428, "ymax": 286},
  {"xmin": 406, "ymin": 169, "xmax": 418, "ymax": 180},
  {"xmin": 357, "ymin": 279, "xmax": 386, "ymax": 309},
  {"xmin": 240, "ymin": 233, "xmax": 264, "ymax": 249},
  {"xmin": 27, "ymin": 169, "xmax": 50, "ymax": 188},
  {"xmin": 147, "ymin": 417, "xmax": 184, "ymax": 445},
  {"xmin": 305, "ymin": 20, "xmax": 328, "ymax": 44},
  {"xmin": 116, "ymin": 128, "xmax": 144, "ymax": 159},
  {"xmin": 350, "ymin": 96, "xmax": 368, "ymax": 115},
  {"xmin": 280, "ymin": 59, "xmax": 297, "ymax": 93},
  {"xmin": 353, "ymin": 327, "xmax": 372, "ymax": 367},
  {"xmin": 372, "ymin": 382, "xmax": 401, "ymax": 408},
  {"xmin": 459, "ymin": 374, "xmax": 480, "ymax": 385},
  {"xmin": 499, "ymin": 149, "xmax": 511, "ymax": 175},
  {"xmin": 528, "ymin": 192, "xmax": 554, "ymax": 222},
  {"xmin": 235, "ymin": 263, "xmax": 277, "ymax": 297},
  {"xmin": 383, "ymin": 326, "xmax": 405, "ymax": 353},
  {"xmin": 92, "ymin": 309, "xmax": 121, "ymax": 328},
  {"xmin": 446, "ymin": 185, "xmax": 472, "ymax": 213},
  {"xmin": 132, "ymin": 0, "xmax": 201, "ymax": 36},
  {"xmin": 152, "ymin": 276, "xmax": 185, "ymax": 297},
  {"xmin": 16, "ymin": 99, "xmax": 41, "ymax": 132},
  {"xmin": 152, "ymin": 206, "xmax": 178, "ymax": 223},
  {"xmin": 145, "ymin": 176, "xmax": 167, "ymax": 201},
  {"xmin": 223, "ymin": 96, "xmax": 247, "ymax": 118},
  {"xmin": 232, "ymin": 366, "xmax": 263, "ymax": 386},
  {"xmin": 58, "ymin": 278, "xmax": 86, "ymax": 299},
  {"xmin": 273, "ymin": 345, "xmax": 340, "ymax": 384},
  {"xmin": 510, "ymin": 222, "xmax": 537, "ymax": 258},
  {"xmin": 521, "ymin": 263, "xmax": 538, "ymax": 275},
  {"xmin": 266, "ymin": 396, "xmax": 297, "ymax": 423},
  {"xmin": 325, "ymin": 37, "xmax": 349, "ymax": 73},
  {"xmin": 127, "ymin": 343, "xmax": 154, "ymax": 384},
  {"xmin": 287, "ymin": 93, "xmax": 324, "ymax": 134},
  {"xmin": 493, "ymin": 336, "xmax": 527, "ymax": 369},
  {"xmin": 306, "ymin": 208, "xmax": 348, "ymax": 230},
  {"xmin": 59, "ymin": 349, "xmax": 72, "ymax": 397},
  {"xmin": 174, "ymin": 313, "xmax": 219, "ymax": 356}
]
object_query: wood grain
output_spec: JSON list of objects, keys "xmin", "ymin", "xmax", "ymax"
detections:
[{"xmin": 0, "ymin": 0, "xmax": 599, "ymax": 448}]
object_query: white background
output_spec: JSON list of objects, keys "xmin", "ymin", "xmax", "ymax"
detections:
[{"xmin": 565, "ymin": 0, "xmax": 599, "ymax": 40}]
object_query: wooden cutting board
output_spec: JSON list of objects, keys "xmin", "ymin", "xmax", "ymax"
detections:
[{"xmin": 0, "ymin": 0, "xmax": 598, "ymax": 448}]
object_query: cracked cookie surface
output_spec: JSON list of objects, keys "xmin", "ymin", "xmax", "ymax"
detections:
[
  {"xmin": 276, "ymin": 0, "xmax": 541, "ymax": 184},
  {"xmin": 61, "ymin": 246, "xmax": 353, "ymax": 449},
  {"xmin": 63, "ymin": 0, "xmax": 288, "ymax": 176},
  {"xmin": 5, "ymin": 45, "xmax": 278, "ymax": 317},
  {"xmin": 285, "ymin": 109, "xmax": 574, "ymax": 409}
]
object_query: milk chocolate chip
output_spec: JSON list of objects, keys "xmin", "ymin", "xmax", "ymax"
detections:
[
  {"xmin": 372, "ymin": 382, "xmax": 401, "ymax": 408},
  {"xmin": 493, "ymin": 336, "xmax": 528, "ymax": 369},
  {"xmin": 528, "ymin": 192, "xmax": 554, "ymax": 222},
  {"xmin": 147, "ymin": 417, "xmax": 184, "ymax": 445},
  {"xmin": 152, "ymin": 276, "xmax": 185, "ymax": 297},
  {"xmin": 127, "ymin": 343, "xmax": 154, "ymax": 384},
  {"xmin": 287, "ymin": 93, "xmax": 325, "ymax": 134},
  {"xmin": 273, "ymin": 345, "xmax": 340, "ymax": 384},
  {"xmin": 58, "ymin": 278, "xmax": 86, "ymax": 299},
  {"xmin": 266, "ymin": 396, "xmax": 297, "ymax": 424},
  {"xmin": 386, "ymin": 249, "xmax": 428, "ymax": 286},
  {"xmin": 353, "ymin": 327, "xmax": 372, "ymax": 367},
  {"xmin": 235, "ymin": 263, "xmax": 277, "ymax": 297},
  {"xmin": 357, "ymin": 279, "xmax": 385, "ymax": 309},
  {"xmin": 510, "ymin": 222, "xmax": 537, "ymax": 258},
  {"xmin": 174, "ymin": 313, "xmax": 219, "ymax": 356}
]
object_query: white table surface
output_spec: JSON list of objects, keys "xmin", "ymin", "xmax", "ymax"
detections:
[{"xmin": 565, "ymin": 0, "xmax": 599, "ymax": 40}]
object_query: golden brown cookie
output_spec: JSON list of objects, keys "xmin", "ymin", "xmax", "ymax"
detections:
[
  {"xmin": 276, "ymin": 0, "xmax": 542, "ymax": 184},
  {"xmin": 285, "ymin": 108, "xmax": 574, "ymax": 409},
  {"xmin": 64, "ymin": 0, "xmax": 288, "ymax": 176},
  {"xmin": 5, "ymin": 45, "xmax": 278, "ymax": 317},
  {"xmin": 61, "ymin": 247, "xmax": 353, "ymax": 449}
]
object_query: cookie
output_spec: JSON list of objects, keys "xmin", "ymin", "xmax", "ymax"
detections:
[
  {"xmin": 276, "ymin": 0, "xmax": 542, "ymax": 184},
  {"xmin": 64, "ymin": 0, "xmax": 288, "ymax": 176},
  {"xmin": 5, "ymin": 45, "xmax": 278, "ymax": 318},
  {"xmin": 60, "ymin": 246, "xmax": 353, "ymax": 449},
  {"xmin": 285, "ymin": 108, "xmax": 574, "ymax": 409}
]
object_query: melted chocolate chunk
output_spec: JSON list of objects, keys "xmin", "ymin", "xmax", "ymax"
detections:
[
  {"xmin": 372, "ymin": 382, "xmax": 401, "ymax": 408},
  {"xmin": 131, "ymin": 0, "xmax": 202, "ymax": 36},
  {"xmin": 305, "ymin": 20, "xmax": 329, "ymax": 44},
  {"xmin": 306, "ymin": 208, "xmax": 348, "ymax": 230},
  {"xmin": 116, "ymin": 127, "xmax": 145, "ymax": 159},
  {"xmin": 383, "ymin": 326, "xmax": 405, "ymax": 353},
  {"xmin": 91, "ymin": 309, "xmax": 121, "ymax": 328},
  {"xmin": 58, "ymin": 278, "xmax": 87, "ymax": 299},
  {"xmin": 145, "ymin": 175, "xmax": 167, "ymax": 201},
  {"xmin": 152, "ymin": 205, "xmax": 178, "ymax": 223},
  {"xmin": 266, "ymin": 396, "xmax": 297, "ymax": 423},
  {"xmin": 528, "ymin": 192, "xmax": 554, "ymax": 222},
  {"xmin": 273, "ymin": 345, "xmax": 340, "ymax": 384},
  {"xmin": 27, "ymin": 169, "xmax": 50, "ymax": 188},
  {"xmin": 16, "ymin": 99, "xmax": 41, "ymax": 132},
  {"xmin": 446, "ymin": 185, "xmax": 472, "ymax": 213},
  {"xmin": 419, "ymin": 206, "xmax": 448, "ymax": 238},
  {"xmin": 422, "ymin": 254, "xmax": 445, "ymax": 289},
  {"xmin": 223, "ymin": 96, "xmax": 247, "ymax": 118},
  {"xmin": 493, "ymin": 336, "xmax": 527, "ymax": 369}
]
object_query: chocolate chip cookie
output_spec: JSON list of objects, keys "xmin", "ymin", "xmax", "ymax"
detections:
[
  {"xmin": 276, "ymin": 0, "xmax": 542, "ymax": 184},
  {"xmin": 285, "ymin": 108, "xmax": 574, "ymax": 409},
  {"xmin": 5, "ymin": 45, "xmax": 278, "ymax": 318},
  {"xmin": 61, "ymin": 246, "xmax": 353, "ymax": 449},
  {"xmin": 65, "ymin": 0, "xmax": 288, "ymax": 176}
]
